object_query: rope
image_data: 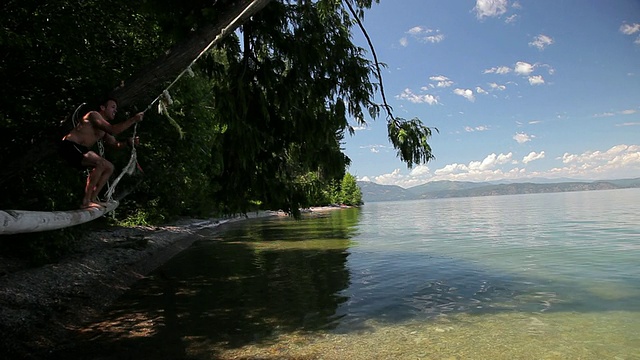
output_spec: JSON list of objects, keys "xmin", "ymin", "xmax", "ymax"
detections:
[
  {"xmin": 104, "ymin": 123, "xmax": 138, "ymax": 201},
  {"xmin": 101, "ymin": 0, "xmax": 264, "ymax": 202}
]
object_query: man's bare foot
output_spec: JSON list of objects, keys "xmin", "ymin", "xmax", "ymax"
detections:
[{"xmin": 81, "ymin": 202, "xmax": 104, "ymax": 209}]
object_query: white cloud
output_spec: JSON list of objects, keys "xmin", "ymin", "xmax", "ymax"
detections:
[
  {"xmin": 407, "ymin": 26, "xmax": 425, "ymax": 35},
  {"xmin": 435, "ymin": 163, "xmax": 469, "ymax": 176},
  {"xmin": 528, "ymin": 75, "xmax": 545, "ymax": 85},
  {"xmin": 453, "ymin": 88, "xmax": 475, "ymax": 102},
  {"xmin": 476, "ymin": 86, "xmax": 488, "ymax": 94},
  {"xmin": 368, "ymin": 168, "xmax": 430, "ymax": 188},
  {"xmin": 620, "ymin": 23, "xmax": 640, "ymax": 35},
  {"xmin": 513, "ymin": 132, "xmax": 534, "ymax": 144},
  {"xmin": 410, "ymin": 165, "xmax": 430, "ymax": 176},
  {"xmin": 396, "ymin": 88, "xmax": 439, "ymax": 105},
  {"xmin": 556, "ymin": 145, "xmax": 640, "ymax": 178},
  {"xmin": 616, "ymin": 122, "xmax": 640, "ymax": 127},
  {"xmin": 469, "ymin": 153, "xmax": 513, "ymax": 171},
  {"xmin": 474, "ymin": 0, "xmax": 508, "ymax": 19},
  {"xmin": 430, "ymin": 75, "xmax": 453, "ymax": 88},
  {"xmin": 522, "ymin": 151, "xmax": 545, "ymax": 164},
  {"xmin": 529, "ymin": 34, "xmax": 554, "ymax": 50},
  {"xmin": 514, "ymin": 61, "xmax": 534, "ymax": 76},
  {"xmin": 562, "ymin": 145, "xmax": 639, "ymax": 164},
  {"xmin": 399, "ymin": 37, "xmax": 408, "ymax": 47}
]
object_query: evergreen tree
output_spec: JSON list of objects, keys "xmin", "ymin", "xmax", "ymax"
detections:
[{"xmin": 339, "ymin": 173, "xmax": 363, "ymax": 206}]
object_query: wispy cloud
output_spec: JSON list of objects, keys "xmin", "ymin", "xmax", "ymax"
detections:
[
  {"xmin": 620, "ymin": 23, "xmax": 640, "ymax": 35},
  {"xmin": 513, "ymin": 132, "xmax": 534, "ymax": 144},
  {"xmin": 430, "ymin": 75, "xmax": 453, "ymax": 88},
  {"xmin": 465, "ymin": 125, "xmax": 490, "ymax": 132},
  {"xmin": 505, "ymin": 14, "xmax": 519, "ymax": 23},
  {"xmin": 484, "ymin": 66, "xmax": 511, "ymax": 75},
  {"xmin": 620, "ymin": 22, "xmax": 640, "ymax": 44},
  {"xmin": 360, "ymin": 144, "xmax": 387, "ymax": 154},
  {"xmin": 403, "ymin": 26, "xmax": 445, "ymax": 45},
  {"xmin": 396, "ymin": 88, "xmax": 439, "ymax": 105},
  {"xmin": 529, "ymin": 34, "xmax": 554, "ymax": 50},
  {"xmin": 594, "ymin": 109, "xmax": 637, "ymax": 117},
  {"xmin": 616, "ymin": 122, "xmax": 640, "ymax": 127}
]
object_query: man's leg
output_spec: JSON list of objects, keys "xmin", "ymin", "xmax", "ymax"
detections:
[
  {"xmin": 80, "ymin": 152, "xmax": 113, "ymax": 208},
  {"xmin": 90, "ymin": 158, "xmax": 114, "ymax": 202}
]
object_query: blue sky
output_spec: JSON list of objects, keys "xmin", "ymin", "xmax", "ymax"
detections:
[{"xmin": 343, "ymin": 0, "xmax": 640, "ymax": 188}]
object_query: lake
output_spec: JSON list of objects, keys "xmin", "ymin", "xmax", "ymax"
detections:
[{"xmin": 61, "ymin": 189, "xmax": 640, "ymax": 359}]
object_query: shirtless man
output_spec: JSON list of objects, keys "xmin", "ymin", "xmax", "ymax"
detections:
[{"xmin": 59, "ymin": 97, "xmax": 144, "ymax": 208}]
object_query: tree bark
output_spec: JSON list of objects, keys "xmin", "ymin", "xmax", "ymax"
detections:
[{"xmin": 0, "ymin": 0, "xmax": 272, "ymax": 186}]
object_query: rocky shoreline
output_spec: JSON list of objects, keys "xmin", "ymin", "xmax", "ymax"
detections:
[{"xmin": 0, "ymin": 212, "xmax": 283, "ymax": 359}]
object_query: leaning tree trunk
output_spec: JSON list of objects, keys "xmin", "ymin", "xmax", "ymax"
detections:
[
  {"xmin": 112, "ymin": 0, "xmax": 272, "ymax": 110},
  {"xmin": 0, "ymin": 0, "xmax": 272, "ymax": 186}
]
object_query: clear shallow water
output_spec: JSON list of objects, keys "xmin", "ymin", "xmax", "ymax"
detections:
[{"xmin": 60, "ymin": 189, "xmax": 640, "ymax": 359}]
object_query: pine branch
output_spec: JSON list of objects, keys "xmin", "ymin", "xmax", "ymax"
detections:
[{"xmin": 343, "ymin": 0, "xmax": 396, "ymax": 124}]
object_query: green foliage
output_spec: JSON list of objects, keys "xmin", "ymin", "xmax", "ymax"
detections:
[
  {"xmin": 0, "ymin": 0, "xmax": 433, "ymax": 261},
  {"xmin": 388, "ymin": 117, "xmax": 438, "ymax": 168}
]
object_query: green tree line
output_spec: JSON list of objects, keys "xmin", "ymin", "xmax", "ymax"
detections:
[{"xmin": 0, "ymin": 0, "xmax": 432, "ymax": 259}]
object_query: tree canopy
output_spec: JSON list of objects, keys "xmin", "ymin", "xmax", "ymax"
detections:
[{"xmin": 0, "ymin": 0, "xmax": 436, "ymax": 226}]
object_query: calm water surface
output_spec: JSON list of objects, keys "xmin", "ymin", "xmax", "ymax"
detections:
[{"xmin": 61, "ymin": 189, "xmax": 640, "ymax": 359}]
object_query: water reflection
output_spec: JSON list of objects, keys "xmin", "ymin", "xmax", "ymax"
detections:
[{"xmin": 57, "ymin": 209, "xmax": 361, "ymax": 359}]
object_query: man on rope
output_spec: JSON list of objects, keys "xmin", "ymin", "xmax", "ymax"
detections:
[{"xmin": 59, "ymin": 97, "xmax": 143, "ymax": 209}]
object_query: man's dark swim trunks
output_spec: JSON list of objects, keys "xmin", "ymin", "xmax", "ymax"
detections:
[{"xmin": 58, "ymin": 140, "xmax": 90, "ymax": 169}]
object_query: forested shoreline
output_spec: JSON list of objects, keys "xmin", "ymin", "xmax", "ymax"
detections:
[{"xmin": 1, "ymin": 0, "xmax": 434, "ymax": 260}]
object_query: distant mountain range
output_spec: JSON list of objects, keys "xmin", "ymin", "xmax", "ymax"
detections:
[{"xmin": 357, "ymin": 178, "xmax": 640, "ymax": 203}]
